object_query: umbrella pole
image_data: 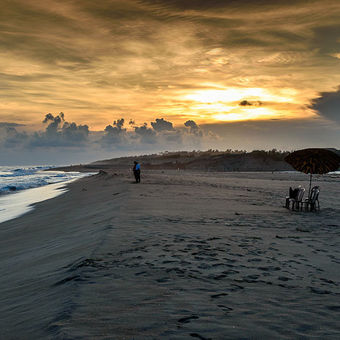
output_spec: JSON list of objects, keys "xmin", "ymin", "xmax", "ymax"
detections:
[{"xmin": 308, "ymin": 173, "xmax": 312, "ymax": 199}]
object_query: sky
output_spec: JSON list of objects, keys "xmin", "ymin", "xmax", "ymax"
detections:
[{"xmin": 0, "ymin": 0, "xmax": 340, "ymax": 164}]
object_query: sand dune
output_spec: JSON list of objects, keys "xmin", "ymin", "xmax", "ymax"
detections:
[{"xmin": 0, "ymin": 170, "xmax": 339, "ymax": 339}]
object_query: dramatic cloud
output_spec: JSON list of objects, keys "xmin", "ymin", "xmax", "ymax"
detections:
[
  {"xmin": 184, "ymin": 120, "xmax": 198, "ymax": 130},
  {"xmin": 1, "ymin": 0, "xmax": 340, "ymax": 130},
  {"xmin": 101, "ymin": 118, "xmax": 128, "ymax": 146},
  {"xmin": 0, "ymin": 112, "xmax": 338, "ymax": 165},
  {"xmin": 184, "ymin": 120, "xmax": 203, "ymax": 137},
  {"xmin": 0, "ymin": 113, "xmax": 211, "ymax": 158},
  {"xmin": 0, "ymin": 0, "xmax": 339, "ymax": 164},
  {"xmin": 310, "ymin": 87, "xmax": 340, "ymax": 123},
  {"xmin": 150, "ymin": 118, "xmax": 174, "ymax": 132},
  {"xmin": 30, "ymin": 113, "xmax": 89, "ymax": 147}
]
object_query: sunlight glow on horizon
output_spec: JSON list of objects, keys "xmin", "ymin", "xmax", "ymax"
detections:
[
  {"xmin": 184, "ymin": 87, "xmax": 295, "ymax": 104},
  {"xmin": 213, "ymin": 108, "xmax": 280, "ymax": 122},
  {"xmin": 176, "ymin": 86, "xmax": 307, "ymax": 123}
]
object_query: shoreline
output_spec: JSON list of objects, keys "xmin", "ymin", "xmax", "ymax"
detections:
[
  {"xmin": 0, "ymin": 175, "xmax": 95, "ymax": 225},
  {"xmin": 0, "ymin": 170, "xmax": 339, "ymax": 339}
]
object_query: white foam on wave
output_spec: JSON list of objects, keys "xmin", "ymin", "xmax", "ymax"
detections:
[
  {"xmin": 0, "ymin": 166, "xmax": 85, "ymax": 193},
  {"xmin": 0, "ymin": 174, "xmax": 96, "ymax": 224},
  {"xmin": 0, "ymin": 181, "xmax": 69, "ymax": 224},
  {"xmin": 0, "ymin": 166, "xmax": 95, "ymax": 224}
]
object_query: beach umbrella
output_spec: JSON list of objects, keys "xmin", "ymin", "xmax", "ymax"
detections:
[{"xmin": 284, "ymin": 148, "xmax": 340, "ymax": 197}]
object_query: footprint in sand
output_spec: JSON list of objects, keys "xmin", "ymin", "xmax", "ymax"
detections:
[
  {"xmin": 319, "ymin": 278, "xmax": 337, "ymax": 285},
  {"xmin": 258, "ymin": 265, "xmax": 281, "ymax": 271},
  {"xmin": 178, "ymin": 315, "xmax": 199, "ymax": 324},
  {"xmin": 210, "ymin": 292, "xmax": 228, "ymax": 299},
  {"xmin": 217, "ymin": 304, "xmax": 233, "ymax": 313},
  {"xmin": 310, "ymin": 287, "xmax": 332, "ymax": 294},
  {"xmin": 190, "ymin": 333, "xmax": 212, "ymax": 340},
  {"xmin": 135, "ymin": 271, "xmax": 148, "ymax": 276},
  {"xmin": 278, "ymin": 276, "xmax": 291, "ymax": 281}
]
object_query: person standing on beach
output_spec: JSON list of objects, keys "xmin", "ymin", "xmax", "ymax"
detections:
[{"xmin": 133, "ymin": 161, "xmax": 141, "ymax": 183}]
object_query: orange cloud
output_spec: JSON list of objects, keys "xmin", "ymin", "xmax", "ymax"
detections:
[{"xmin": 0, "ymin": 0, "xmax": 340, "ymax": 132}]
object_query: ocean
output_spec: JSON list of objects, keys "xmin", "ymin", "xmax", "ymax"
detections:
[{"xmin": 0, "ymin": 166, "xmax": 92, "ymax": 223}]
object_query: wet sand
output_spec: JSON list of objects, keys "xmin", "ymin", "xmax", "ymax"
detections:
[{"xmin": 0, "ymin": 170, "xmax": 339, "ymax": 339}]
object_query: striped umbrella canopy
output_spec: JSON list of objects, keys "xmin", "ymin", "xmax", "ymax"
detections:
[
  {"xmin": 285, "ymin": 148, "xmax": 340, "ymax": 197},
  {"xmin": 285, "ymin": 148, "xmax": 340, "ymax": 174}
]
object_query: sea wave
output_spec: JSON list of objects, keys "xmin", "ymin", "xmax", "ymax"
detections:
[{"xmin": 0, "ymin": 166, "xmax": 89, "ymax": 194}]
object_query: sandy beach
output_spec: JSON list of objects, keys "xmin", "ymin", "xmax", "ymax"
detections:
[{"xmin": 0, "ymin": 170, "xmax": 339, "ymax": 339}]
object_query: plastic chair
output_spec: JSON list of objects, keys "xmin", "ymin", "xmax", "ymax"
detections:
[
  {"xmin": 302, "ymin": 186, "xmax": 320, "ymax": 212},
  {"xmin": 286, "ymin": 187, "xmax": 305, "ymax": 210}
]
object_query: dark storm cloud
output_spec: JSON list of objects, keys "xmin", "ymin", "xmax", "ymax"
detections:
[
  {"xmin": 99, "ymin": 116, "xmax": 205, "ymax": 148},
  {"xmin": 310, "ymin": 87, "xmax": 340, "ymax": 123},
  {"xmin": 151, "ymin": 118, "xmax": 174, "ymax": 132},
  {"xmin": 184, "ymin": 120, "xmax": 203, "ymax": 137},
  {"xmin": 184, "ymin": 120, "xmax": 198, "ymax": 130},
  {"xmin": 30, "ymin": 113, "xmax": 89, "ymax": 147},
  {"xmin": 0, "ymin": 113, "xmax": 209, "ymax": 156},
  {"xmin": 101, "ymin": 118, "xmax": 128, "ymax": 146}
]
